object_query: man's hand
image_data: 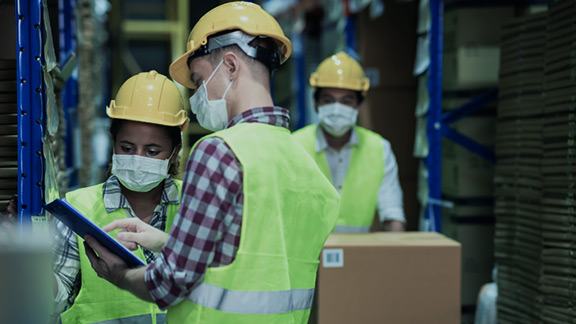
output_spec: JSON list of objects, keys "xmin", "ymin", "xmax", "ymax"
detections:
[
  {"xmin": 84, "ymin": 235, "xmax": 130, "ymax": 287},
  {"xmin": 382, "ymin": 220, "xmax": 405, "ymax": 232},
  {"xmin": 103, "ymin": 218, "xmax": 169, "ymax": 253}
]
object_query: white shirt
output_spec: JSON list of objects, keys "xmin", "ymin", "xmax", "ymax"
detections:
[{"xmin": 315, "ymin": 126, "xmax": 406, "ymax": 224}]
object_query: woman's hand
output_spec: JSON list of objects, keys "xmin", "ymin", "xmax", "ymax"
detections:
[{"xmin": 103, "ymin": 218, "xmax": 169, "ymax": 253}]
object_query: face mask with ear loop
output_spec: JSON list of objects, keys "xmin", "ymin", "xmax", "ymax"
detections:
[
  {"xmin": 111, "ymin": 148, "xmax": 177, "ymax": 192},
  {"xmin": 187, "ymin": 31, "xmax": 284, "ymax": 131},
  {"xmin": 189, "ymin": 60, "xmax": 234, "ymax": 132}
]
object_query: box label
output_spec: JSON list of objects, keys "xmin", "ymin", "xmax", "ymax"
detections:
[{"xmin": 322, "ymin": 248, "xmax": 344, "ymax": 268}]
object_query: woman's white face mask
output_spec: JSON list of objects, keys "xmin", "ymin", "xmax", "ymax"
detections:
[
  {"xmin": 111, "ymin": 150, "xmax": 174, "ymax": 192},
  {"xmin": 318, "ymin": 103, "xmax": 358, "ymax": 137}
]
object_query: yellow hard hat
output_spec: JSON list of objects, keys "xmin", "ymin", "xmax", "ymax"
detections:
[
  {"xmin": 310, "ymin": 51, "xmax": 370, "ymax": 96},
  {"xmin": 107, "ymin": 70, "xmax": 189, "ymax": 131},
  {"xmin": 170, "ymin": 1, "xmax": 292, "ymax": 89}
]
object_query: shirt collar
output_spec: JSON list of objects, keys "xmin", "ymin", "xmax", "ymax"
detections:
[
  {"xmin": 226, "ymin": 106, "xmax": 290, "ymax": 129},
  {"xmin": 103, "ymin": 175, "xmax": 180, "ymax": 212},
  {"xmin": 315, "ymin": 125, "xmax": 359, "ymax": 152}
]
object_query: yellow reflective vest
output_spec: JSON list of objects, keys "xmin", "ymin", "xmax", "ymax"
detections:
[
  {"xmin": 293, "ymin": 124, "xmax": 384, "ymax": 232},
  {"xmin": 168, "ymin": 123, "xmax": 340, "ymax": 324},
  {"xmin": 60, "ymin": 180, "xmax": 181, "ymax": 324}
]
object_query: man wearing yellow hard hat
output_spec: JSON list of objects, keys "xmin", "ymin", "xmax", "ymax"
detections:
[
  {"xmin": 82, "ymin": 2, "xmax": 339, "ymax": 323},
  {"xmin": 52, "ymin": 70, "xmax": 187, "ymax": 323},
  {"xmin": 294, "ymin": 52, "xmax": 406, "ymax": 232}
]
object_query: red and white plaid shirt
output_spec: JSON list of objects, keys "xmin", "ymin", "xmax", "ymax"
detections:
[{"xmin": 145, "ymin": 107, "xmax": 290, "ymax": 309}]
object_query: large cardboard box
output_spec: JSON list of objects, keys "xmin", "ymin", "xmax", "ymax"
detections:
[
  {"xmin": 443, "ymin": 6, "xmax": 514, "ymax": 90},
  {"xmin": 316, "ymin": 232, "xmax": 461, "ymax": 324},
  {"xmin": 443, "ymin": 47, "xmax": 501, "ymax": 90}
]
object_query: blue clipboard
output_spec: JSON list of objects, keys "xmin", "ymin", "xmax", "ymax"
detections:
[{"xmin": 44, "ymin": 199, "xmax": 147, "ymax": 268}]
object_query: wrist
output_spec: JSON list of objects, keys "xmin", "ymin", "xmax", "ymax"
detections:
[{"xmin": 111, "ymin": 267, "xmax": 131, "ymax": 289}]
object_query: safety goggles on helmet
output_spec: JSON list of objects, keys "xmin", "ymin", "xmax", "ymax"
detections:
[{"xmin": 186, "ymin": 30, "xmax": 283, "ymax": 72}]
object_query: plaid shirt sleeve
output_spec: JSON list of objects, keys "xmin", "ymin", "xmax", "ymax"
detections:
[
  {"xmin": 145, "ymin": 136, "xmax": 243, "ymax": 309},
  {"xmin": 51, "ymin": 218, "xmax": 80, "ymax": 313}
]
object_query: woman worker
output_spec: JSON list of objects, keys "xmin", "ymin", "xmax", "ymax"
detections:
[{"xmin": 52, "ymin": 70, "xmax": 189, "ymax": 324}]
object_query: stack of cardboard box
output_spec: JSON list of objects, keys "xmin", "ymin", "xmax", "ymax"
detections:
[
  {"xmin": 495, "ymin": 12, "xmax": 547, "ymax": 323},
  {"xmin": 539, "ymin": 0, "xmax": 576, "ymax": 322},
  {"xmin": 441, "ymin": 4, "xmax": 514, "ymax": 309}
]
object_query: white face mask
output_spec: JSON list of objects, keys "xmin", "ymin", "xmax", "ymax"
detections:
[
  {"xmin": 318, "ymin": 103, "xmax": 358, "ymax": 137},
  {"xmin": 111, "ymin": 153, "xmax": 173, "ymax": 192},
  {"xmin": 189, "ymin": 60, "xmax": 234, "ymax": 132}
]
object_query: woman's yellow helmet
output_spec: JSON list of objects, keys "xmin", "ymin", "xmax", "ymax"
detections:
[{"xmin": 107, "ymin": 71, "xmax": 189, "ymax": 131}]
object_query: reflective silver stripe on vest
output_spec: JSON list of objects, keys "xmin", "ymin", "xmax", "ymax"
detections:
[
  {"xmin": 187, "ymin": 282, "xmax": 314, "ymax": 314},
  {"xmin": 92, "ymin": 314, "xmax": 154, "ymax": 324},
  {"xmin": 333, "ymin": 225, "xmax": 370, "ymax": 233}
]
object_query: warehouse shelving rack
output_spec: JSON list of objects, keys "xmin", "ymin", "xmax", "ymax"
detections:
[
  {"xmin": 16, "ymin": 0, "xmax": 78, "ymax": 224},
  {"xmin": 16, "ymin": 0, "xmax": 45, "ymax": 225},
  {"xmin": 16, "ymin": 0, "xmax": 193, "ymax": 224},
  {"xmin": 424, "ymin": 0, "xmax": 498, "ymax": 232}
]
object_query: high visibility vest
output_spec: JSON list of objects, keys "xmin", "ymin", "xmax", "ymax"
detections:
[
  {"xmin": 293, "ymin": 124, "xmax": 384, "ymax": 232},
  {"xmin": 60, "ymin": 180, "xmax": 182, "ymax": 324},
  {"xmin": 168, "ymin": 123, "xmax": 339, "ymax": 324}
]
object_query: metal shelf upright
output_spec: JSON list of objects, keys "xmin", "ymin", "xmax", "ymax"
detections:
[
  {"xmin": 425, "ymin": 0, "xmax": 444, "ymax": 232},
  {"xmin": 16, "ymin": 0, "xmax": 45, "ymax": 226},
  {"xmin": 59, "ymin": 0, "xmax": 79, "ymax": 188}
]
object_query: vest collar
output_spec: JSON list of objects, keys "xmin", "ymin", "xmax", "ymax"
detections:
[
  {"xmin": 315, "ymin": 125, "xmax": 359, "ymax": 153},
  {"xmin": 103, "ymin": 175, "xmax": 180, "ymax": 213}
]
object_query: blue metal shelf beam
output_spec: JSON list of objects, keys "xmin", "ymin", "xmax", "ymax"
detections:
[
  {"xmin": 442, "ymin": 126, "xmax": 496, "ymax": 163},
  {"xmin": 16, "ymin": 0, "xmax": 45, "ymax": 225},
  {"xmin": 441, "ymin": 88, "xmax": 498, "ymax": 163},
  {"xmin": 442, "ymin": 88, "xmax": 498, "ymax": 125}
]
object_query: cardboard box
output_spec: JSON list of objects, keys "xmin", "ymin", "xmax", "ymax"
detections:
[
  {"xmin": 443, "ymin": 7, "xmax": 514, "ymax": 90},
  {"xmin": 442, "ymin": 138, "xmax": 495, "ymax": 198},
  {"xmin": 444, "ymin": 7, "xmax": 515, "ymax": 50},
  {"xmin": 441, "ymin": 114, "xmax": 496, "ymax": 198},
  {"xmin": 443, "ymin": 47, "xmax": 501, "ymax": 90},
  {"xmin": 316, "ymin": 232, "xmax": 461, "ymax": 324}
]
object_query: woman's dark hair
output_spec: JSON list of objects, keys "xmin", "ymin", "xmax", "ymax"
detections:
[{"xmin": 109, "ymin": 119, "xmax": 182, "ymax": 176}]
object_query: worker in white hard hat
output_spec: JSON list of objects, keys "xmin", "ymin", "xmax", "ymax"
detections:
[
  {"xmin": 52, "ymin": 70, "xmax": 188, "ymax": 324},
  {"xmin": 82, "ymin": 2, "xmax": 339, "ymax": 323},
  {"xmin": 294, "ymin": 51, "xmax": 406, "ymax": 232}
]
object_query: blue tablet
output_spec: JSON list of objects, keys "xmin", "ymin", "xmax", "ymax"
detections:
[{"xmin": 44, "ymin": 199, "xmax": 146, "ymax": 268}]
